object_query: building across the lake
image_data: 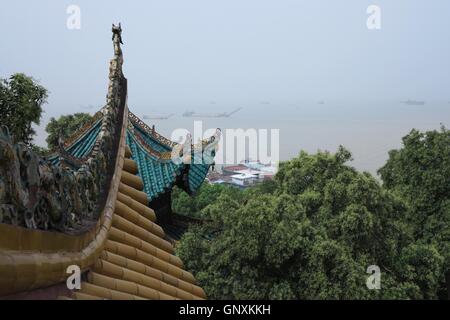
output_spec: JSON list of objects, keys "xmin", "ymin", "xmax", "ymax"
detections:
[
  {"xmin": 208, "ymin": 160, "xmax": 277, "ymax": 188},
  {"xmin": 230, "ymin": 171, "xmax": 259, "ymax": 187}
]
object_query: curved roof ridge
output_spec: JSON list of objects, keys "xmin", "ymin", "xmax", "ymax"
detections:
[
  {"xmin": 63, "ymin": 110, "xmax": 104, "ymax": 148},
  {"xmin": 128, "ymin": 111, "xmax": 178, "ymax": 149},
  {"xmin": 127, "ymin": 125, "xmax": 172, "ymax": 161}
]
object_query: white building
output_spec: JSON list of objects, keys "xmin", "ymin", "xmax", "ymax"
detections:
[{"xmin": 230, "ymin": 172, "xmax": 259, "ymax": 187}]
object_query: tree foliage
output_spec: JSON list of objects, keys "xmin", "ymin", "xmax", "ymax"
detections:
[
  {"xmin": 177, "ymin": 142, "xmax": 448, "ymax": 299},
  {"xmin": 172, "ymin": 183, "xmax": 242, "ymax": 219},
  {"xmin": 379, "ymin": 127, "xmax": 450, "ymax": 298},
  {"xmin": 0, "ymin": 73, "xmax": 48, "ymax": 145},
  {"xmin": 45, "ymin": 112, "xmax": 93, "ymax": 149}
]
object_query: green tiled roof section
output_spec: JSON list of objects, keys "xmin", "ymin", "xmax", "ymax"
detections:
[
  {"xmin": 188, "ymin": 151, "xmax": 214, "ymax": 193},
  {"xmin": 45, "ymin": 119, "xmax": 102, "ymax": 166},
  {"xmin": 47, "ymin": 154, "xmax": 60, "ymax": 166},
  {"xmin": 132, "ymin": 122, "xmax": 172, "ymax": 153},
  {"xmin": 127, "ymin": 130, "xmax": 183, "ymax": 201},
  {"xmin": 66, "ymin": 119, "xmax": 102, "ymax": 158}
]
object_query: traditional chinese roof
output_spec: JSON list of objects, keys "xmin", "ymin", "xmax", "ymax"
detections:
[
  {"xmin": 126, "ymin": 128, "xmax": 183, "ymax": 201},
  {"xmin": 0, "ymin": 24, "xmax": 216, "ymax": 300},
  {"xmin": 46, "ymin": 104, "xmax": 219, "ymax": 202}
]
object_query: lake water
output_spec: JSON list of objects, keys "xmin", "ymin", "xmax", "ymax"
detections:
[{"xmin": 137, "ymin": 101, "xmax": 449, "ymax": 176}]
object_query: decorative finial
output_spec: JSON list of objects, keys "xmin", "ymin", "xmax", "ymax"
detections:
[{"xmin": 112, "ymin": 23, "xmax": 123, "ymax": 44}]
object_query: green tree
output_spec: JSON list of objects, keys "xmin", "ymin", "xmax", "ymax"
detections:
[
  {"xmin": 0, "ymin": 73, "xmax": 48, "ymax": 145},
  {"xmin": 172, "ymin": 183, "xmax": 242, "ymax": 219},
  {"xmin": 379, "ymin": 127, "xmax": 450, "ymax": 298},
  {"xmin": 172, "ymin": 186, "xmax": 197, "ymax": 216},
  {"xmin": 45, "ymin": 112, "xmax": 93, "ymax": 149},
  {"xmin": 177, "ymin": 147, "xmax": 444, "ymax": 299}
]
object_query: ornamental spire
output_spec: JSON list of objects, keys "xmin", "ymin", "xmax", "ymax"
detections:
[{"xmin": 111, "ymin": 23, "xmax": 123, "ymax": 56}]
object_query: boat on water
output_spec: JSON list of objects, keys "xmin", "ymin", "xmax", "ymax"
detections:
[
  {"xmin": 401, "ymin": 100, "xmax": 426, "ymax": 106},
  {"xmin": 182, "ymin": 107, "xmax": 242, "ymax": 118},
  {"xmin": 142, "ymin": 113, "xmax": 174, "ymax": 120}
]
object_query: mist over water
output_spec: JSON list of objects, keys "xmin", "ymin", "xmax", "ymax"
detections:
[
  {"xmin": 131, "ymin": 101, "xmax": 449, "ymax": 176},
  {"xmin": 3, "ymin": 1, "xmax": 448, "ymax": 176}
]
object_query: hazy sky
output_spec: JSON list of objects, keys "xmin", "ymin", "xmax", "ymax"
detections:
[{"xmin": 1, "ymin": 0, "xmax": 449, "ymax": 156}]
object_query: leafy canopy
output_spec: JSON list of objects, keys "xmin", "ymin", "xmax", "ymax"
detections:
[
  {"xmin": 0, "ymin": 73, "xmax": 48, "ymax": 145},
  {"xmin": 177, "ymin": 143, "xmax": 448, "ymax": 299},
  {"xmin": 45, "ymin": 112, "xmax": 93, "ymax": 149},
  {"xmin": 379, "ymin": 127, "xmax": 450, "ymax": 298}
]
